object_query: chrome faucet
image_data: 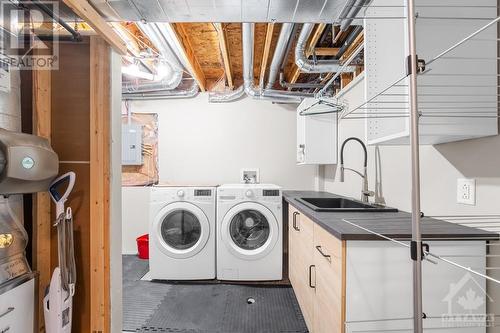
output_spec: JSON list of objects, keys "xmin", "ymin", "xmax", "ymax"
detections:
[{"xmin": 339, "ymin": 137, "xmax": 374, "ymax": 203}]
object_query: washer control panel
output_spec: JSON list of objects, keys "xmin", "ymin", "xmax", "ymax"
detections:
[{"xmin": 151, "ymin": 187, "xmax": 215, "ymax": 202}]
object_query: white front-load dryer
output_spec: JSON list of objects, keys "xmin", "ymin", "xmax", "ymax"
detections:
[
  {"xmin": 149, "ymin": 186, "xmax": 216, "ymax": 280},
  {"xmin": 217, "ymin": 184, "xmax": 282, "ymax": 281}
]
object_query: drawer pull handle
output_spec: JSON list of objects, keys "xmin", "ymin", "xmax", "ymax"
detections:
[
  {"xmin": 0, "ymin": 307, "xmax": 14, "ymax": 319},
  {"xmin": 292, "ymin": 211, "xmax": 300, "ymax": 231},
  {"xmin": 308, "ymin": 264, "xmax": 316, "ymax": 289},
  {"xmin": 316, "ymin": 246, "xmax": 331, "ymax": 262}
]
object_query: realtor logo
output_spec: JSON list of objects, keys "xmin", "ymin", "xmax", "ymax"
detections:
[
  {"xmin": 442, "ymin": 272, "xmax": 494, "ymax": 328},
  {"xmin": 0, "ymin": 0, "xmax": 59, "ymax": 69}
]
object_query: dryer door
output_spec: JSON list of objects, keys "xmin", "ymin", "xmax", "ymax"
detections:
[
  {"xmin": 221, "ymin": 202, "xmax": 279, "ymax": 260},
  {"xmin": 152, "ymin": 202, "xmax": 210, "ymax": 259}
]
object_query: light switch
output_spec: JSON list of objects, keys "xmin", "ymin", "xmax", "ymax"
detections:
[{"xmin": 457, "ymin": 178, "xmax": 475, "ymax": 205}]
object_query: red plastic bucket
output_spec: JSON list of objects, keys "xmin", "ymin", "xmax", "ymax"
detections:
[{"xmin": 136, "ymin": 234, "xmax": 149, "ymax": 259}]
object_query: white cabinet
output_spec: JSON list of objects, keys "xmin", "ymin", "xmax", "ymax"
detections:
[
  {"xmin": 297, "ymin": 98, "xmax": 337, "ymax": 165},
  {"xmin": 0, "ymin": 277, "xmax": 35, "ymax": 333},
  {"xmin": 364, "ymin": 0, "xmax": 498, "ymax": 145},
  {"xmin": 345, "ymin": 241, "xmax": 486, "ymax": 333}
]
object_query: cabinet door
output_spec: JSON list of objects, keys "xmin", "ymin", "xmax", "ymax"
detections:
[
  {"xmin": 0, "ymin": 278, "xmax": 35, "ymax": 333},
  {"xmin": 313, "ymin": 224, "xmax": 345, "ymax": 333},
  {"xmin": 288, "ymin": 205, "xmax": 315, "ymax": 330}
]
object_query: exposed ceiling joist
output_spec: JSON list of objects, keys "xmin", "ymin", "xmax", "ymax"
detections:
[
  {"xmin": 306, "ymin": 23, "xmax": 326, "ymax": 56},
  {"xmin": 314, "ymin": 47, "xmax": 340, "ymax": 56},
  {"xmin": 214, "ymin": 23, "xmax": 233, "ymax": 89},
  {"xmin": 171, "ymin": 23, "xmax": 207, "ymax": 92},
  {"xmin": 61, "ymin": 0, "xmax": 127, "ymax": 55},
  {"xmin": 259, "ymin": 23, "xmax": 275, "ymax": 88}
]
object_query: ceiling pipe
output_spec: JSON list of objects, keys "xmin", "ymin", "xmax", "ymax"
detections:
[
  {"xmin": 295, "ymin": 23, "xmax": 355, "ymax": 74},
  {"xmin": 242, "ymin": 23, "xmax": 312, "ymax": 103},
  {"xmin": 279, "ymin": 72, "xmax": 325, "ymax": 89},
  {"xmin": 281, "ymin": 24, "xmax": 299, "ymax": 72},
  {"xmin": 335, "ymin": 25, "xmax": 363, "ymax": 59},
  {"xmin": 122, "ymin": 80, "xmax": 199, "ymax": 100},
  {"xmin": 335, "ymin": 0, "xmax": 357, "ymax": 25},
  {"xmin": 265, "ymin": 23, "xmax": 295, "ymax": 90},
  {"xmin": 31, "ymin": 0, "xmax": 82, "ymax": 41},
  {"xmin": 340, "ymin": 0, "xmax": 368, "ymax": 32}
]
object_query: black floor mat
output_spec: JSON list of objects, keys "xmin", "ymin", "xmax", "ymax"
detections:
[
  {"xmin": 123, "ymin": 255, "xmax": 172, "ymax": 332},
  {"xmin": 138, "ymin": 284, "xmax": 308, "ymax": 333},
  {"xmin": 123, "ymin": 254, "xmax": 149, "ymax": 282},
  {"xmin": 123, "ymin": 255, "xmax": 308, "ymax": 333}
]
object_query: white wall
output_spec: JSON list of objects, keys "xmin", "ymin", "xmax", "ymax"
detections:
[
  {"xmin": 128, "ymin": 93, "xmax": 318, "ymax": 189},
  {"xmin": 122, "ymin": 93, "xmax": 318, "ymax": 254}
]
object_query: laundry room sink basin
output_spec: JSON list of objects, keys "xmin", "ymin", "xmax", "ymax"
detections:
[{"xmin": 295, "ymin": 197, "xmax": 398, "ymax": 212}]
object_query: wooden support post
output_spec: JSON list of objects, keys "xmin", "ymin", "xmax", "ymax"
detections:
[
  {"xmin": 89, "ymin": 36, "xmax": 111, "ymax": 333},
  {"xmin": 32, "ymin": 67, "xmax": 51, "ymax": 333}
]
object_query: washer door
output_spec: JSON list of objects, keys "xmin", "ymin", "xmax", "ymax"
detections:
[
  {"xmin": 152, "ymin": 202, "xmax": 210, "ymax": 259},
  {"xmin": 221, "ymin": 202, "xmax": 279, "ymax": 260}
]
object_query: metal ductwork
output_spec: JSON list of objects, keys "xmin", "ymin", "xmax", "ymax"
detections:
[
  {"xmin": 265, "ymin": 23, "xmax": 294, "ymax": 90},
  {"xmin": 242, "ymin": 23, "xmax": 312, "ymax": 103},
  {"xmin": 125, "ymin": 22, "xmax": 185, "ymax": 93},
  {"xmin": 122, "ymin": 60, "xmax": 183, "ymax": 93},
  {"xmin": 340, "ymin": 0, "xmax": 368, "ymax": 32},
  {"xmin": 295, "ymin": 23, "xmax": 355, "ymax": 74},
  {"xmin": 123, "ymin": 80, "xmax": 199, "ymax": 100},
  {"xmin": 208, "ymin": 85, "xmax": 245, "ymax": 103}
]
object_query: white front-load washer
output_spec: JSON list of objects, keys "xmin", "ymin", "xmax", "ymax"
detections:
[
  {"xmin": 149, "ymin": 186, "xmax": 216, "ymax": 280},
  {"xmin": 216, "ymin": 184, "xmax": 282, "ymax": 281}
]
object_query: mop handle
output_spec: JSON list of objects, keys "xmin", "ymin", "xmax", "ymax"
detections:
[{"xmin": 49, "ymin": 172, "xmax": 76, "ymax": 217}]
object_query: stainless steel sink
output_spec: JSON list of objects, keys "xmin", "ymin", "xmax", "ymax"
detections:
[{"xmin": 296, "ymin": 197, "xmax": 398, "ymax": 212}]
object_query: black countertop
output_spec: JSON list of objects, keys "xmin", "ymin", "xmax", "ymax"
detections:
[{"xmin": 283, "ymin": 191, "xmax": 497, "ymax": 241}]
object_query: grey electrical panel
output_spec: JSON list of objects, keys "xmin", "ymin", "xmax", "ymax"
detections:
[{"xmin": 122, "ymin": 124, "xmax": 143, "ymax": 166}]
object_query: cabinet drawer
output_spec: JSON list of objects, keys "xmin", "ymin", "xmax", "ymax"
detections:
[
  {"xmin": 0, "ymin": 277, "xmax": 35, "ymax": 333},
  {"xmin": 314, "ymin": 224, "xmax": 342, "ymax": 264},
  {"xmin": 289, "ymin": 206, "xmax": 313, "ymax": 240}
]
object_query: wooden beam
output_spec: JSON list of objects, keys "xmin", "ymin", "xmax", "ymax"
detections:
[
  {"xmin": 306, "ymin": 23, "xmax": 326, "ymax": 56},
  {"xmin": 287, "ymin": 24, "xmax": 327, "ymax": 85},
  {"xmin": 340, "ymin": 31, "xmax": 364, "ymax": 62},
  {"xmin": 259, "ymin": 23, "xmax": 275, "ymax": 87},
  {"xmin": 90, "ymin": 36, "xmax": 111, "ymax": 333},
  {"xmin": 214, "ymin": 23, "xmax": 233, "ymax": 89},
  {"xmin": 340, "ymin": 72, "xmax": 353, "ymax": 89},
  {"xmin": 314, "ymin": 47, "xmax": 340, "ymax": 56},
  {"xmin": 61, "ymin": 0, "xmax": 127, "ymax": 55},
  {"xmin": 171, "ymin": 23, "xmax": 207, "ymax": 92},
  {"xmin": 32, "ymin": 65, "xmax": 51, "ymax": 333}
]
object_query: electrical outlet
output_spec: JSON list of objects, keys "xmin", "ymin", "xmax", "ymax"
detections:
[{"xmin": 457, "ymin": 178, "xmax": 476, "ymax": 205}]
